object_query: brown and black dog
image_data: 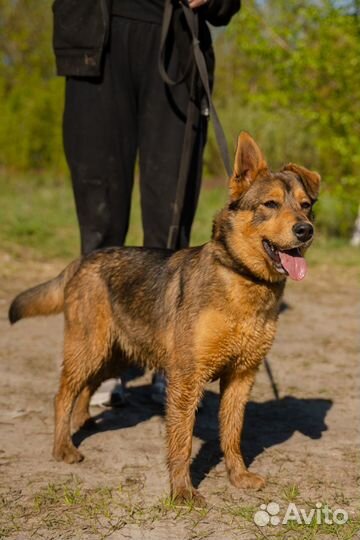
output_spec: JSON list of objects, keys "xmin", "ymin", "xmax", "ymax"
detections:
[{"xmin": 9, "ymin": 132, "xmax": 320, "ymax": 504}]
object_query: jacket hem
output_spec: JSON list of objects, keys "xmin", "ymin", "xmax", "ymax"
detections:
[{"xmin": 55, "ymin": 49, "xmax": 103, "ymax": 77}]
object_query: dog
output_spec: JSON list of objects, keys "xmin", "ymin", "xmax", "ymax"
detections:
[{"xmin": 9, "ymin": 132, "xmax": 320, "ymax": 504}]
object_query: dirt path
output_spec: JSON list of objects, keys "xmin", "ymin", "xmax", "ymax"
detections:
[{"xmin": 0, "ymin": 251, "xmax": 359, "ymax": 539}]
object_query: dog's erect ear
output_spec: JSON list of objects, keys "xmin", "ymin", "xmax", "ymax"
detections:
[
  {"xmin": 282, "ymin": 163, "xmax": 321, "ymax": 201},
  {"xmin": 229, "ymin": 132, "xmax": 268, "ymax": 201}
]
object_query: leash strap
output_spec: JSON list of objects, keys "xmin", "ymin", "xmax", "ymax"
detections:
[
  {"xmin": 181, "ymin": 4, "xmax": 232, "ymax": 177},
  {"xmin": 159, "ymin": 1, "xmax": 231, "ymax": 176},
  {"xmin": 166, "ymin": 74, "xmax": 199, "ymax": 249},
  {"xmin": 159, "ymin": 0, "xmax": 232, "ymax": 249},
  {"xmin": 158, "ymin": 0, "xmax": 193, "ymax": 86}
]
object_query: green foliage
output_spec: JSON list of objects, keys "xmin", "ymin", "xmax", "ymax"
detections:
[
  {"xmin": 0, "ymin": 0, "xmax": 359, "ymax": 236},
  {"xmin": 0, "ymin": 0, "xmax": 65, "ymax": 171},
  {"xmin": 209, "ymin": 0, "xmax": 360, "ymax": 236}
]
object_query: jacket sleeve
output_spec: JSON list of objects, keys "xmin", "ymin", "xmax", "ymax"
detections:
[
  {"xmin": 52, "ymin": 0, "xmax": 111, "ymax": 77},
  {"xmin": 200, "ymin": 0, "xmax": 241, "ymax": 26}
]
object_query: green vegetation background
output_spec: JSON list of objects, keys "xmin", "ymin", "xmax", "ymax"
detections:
[{"xmin": 1, "ymin": 0, "xmax": 360, "ymax": 256}]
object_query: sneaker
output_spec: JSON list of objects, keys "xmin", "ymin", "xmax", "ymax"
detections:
[
  {"xmin": 90, "ymin": 378, "xmax": 127, "ymax": 408},
  {"xmin": 151, "ymin": 372, "xmax": 167, "ymax": 406}
]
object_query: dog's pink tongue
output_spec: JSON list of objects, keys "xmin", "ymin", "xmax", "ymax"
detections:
[{"xmin": 279, "ymin": 251, "xmax": 307, "ymax": 281}]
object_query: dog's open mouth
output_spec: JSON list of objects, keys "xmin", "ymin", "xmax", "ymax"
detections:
[{"xmin": 262, "ymin": 240, "xmax": 307, "ymax": 281}]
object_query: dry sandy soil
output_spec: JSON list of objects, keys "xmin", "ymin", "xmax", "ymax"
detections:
[{"xmin": 0, "ymin": 250, "xmax": 359, "ymax": 540}]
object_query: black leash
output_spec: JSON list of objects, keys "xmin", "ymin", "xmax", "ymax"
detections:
[
  {"xmin": 159, "ymin": 0, "xmax": 231, "ymax": 250},
  {"xmin": 264, "ymin": 358, "xmax": 280, "ymax": 400},
  {"xmin": 181, "ymin": 4, "xmax": 232, "ymax": 177}
]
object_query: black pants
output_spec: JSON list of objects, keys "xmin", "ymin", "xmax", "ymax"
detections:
[{"xmin": 63, "ymin": 16, "xmax": 206, "ymax": 255}]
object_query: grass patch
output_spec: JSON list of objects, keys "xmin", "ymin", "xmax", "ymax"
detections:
[
  {"xmin": 0, "ymin": 477, "xmax": 214, "ymax": 539},
  {"xmin": 0, "ymin": 169, "xmax": 358, "ymax": 272},
  {"xmin": 0, "ymin": 169, "xmax": 226, "ymax": 260},
  {"xmin": 1, "ymin": 478, "xmax": 124, "ymax": 539},
  {"xmin": 306, "ymin": 236, "xmax": 360, "ymax": 270},
  {"xmin": 0, "ymin": 169, "xmax": 79, "ymax": 259},
  {"xmin": 1, "ymin": 477, "xmax": 359, "ymax": 539},
  {"xmin": 283, "ymin": 483, "xmax": 300, "ymax": 502}
]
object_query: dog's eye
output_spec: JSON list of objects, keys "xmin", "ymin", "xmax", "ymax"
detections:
[
  {"xmin": 300, "ymin": 201, "xmax": 312, "ymax": 210},
  {"xmin": 263, "ymin": 200, "xmax": 279, "ymax": 209}
]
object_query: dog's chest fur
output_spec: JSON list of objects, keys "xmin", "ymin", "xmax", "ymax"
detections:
[{"xmin": 193, "ymin": 273, "xmax": 284, "ymax": 376}]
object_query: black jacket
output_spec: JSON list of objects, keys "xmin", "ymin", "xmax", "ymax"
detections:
[{"xmin": 52, "ymin": 0, "xmax": 241, "ymax": 77}]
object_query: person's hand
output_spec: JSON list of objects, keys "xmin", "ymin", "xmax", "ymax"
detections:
[{"xmin": 186, "ymin": 0, "xmax": 209, "ymax": 8}]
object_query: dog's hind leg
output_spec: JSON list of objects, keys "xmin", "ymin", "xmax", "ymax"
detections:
[
  {"xmin": 219, "ymin": 368, "xmax": 265, "ymax": 490},
  {"xmin": 53, "ymin": 314, "xmax": 112, "ymax": 463},
  {"xmin": 53, "ymin": 369, "xmax": 86, "ymax": 464},
  {"xmin": 71, "ymin": 345, "xmax": 125, "ymax": 433},
  {"xmin": 71, "ymin": 380, "xmax": 101, "ymax": 433},
  {"xmin": 166, "ymin": 373, "xmax": 205, "ymax": 505}
]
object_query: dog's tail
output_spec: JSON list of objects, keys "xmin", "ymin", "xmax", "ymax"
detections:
[{"xmin": 8, "ymin": 259, "xmax": 81, "ymax": 324}]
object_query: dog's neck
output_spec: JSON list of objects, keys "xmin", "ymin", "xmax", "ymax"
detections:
[
  {"xmin": 210, "ymin": 207, "xmax": 286, "ymax": 291},
  {"xmin": 210, "ymin": 239, "xmax": 284, "ymax": 295},
  {"xmin": 210, "ymin": 213, "xmax": 286, "ymax": 290},
  {"xmin": 212, "ymin": 239, "xmax": 266, "ymax": 285}
]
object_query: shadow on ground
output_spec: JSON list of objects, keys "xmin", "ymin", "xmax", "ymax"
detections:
[
  {"xmin": 72, "ymin": 386, "xmax": 332, "ymax": 489},
  {"xmin": 192, "ymin": 393, "xmax": 332, "ymax": 488}
]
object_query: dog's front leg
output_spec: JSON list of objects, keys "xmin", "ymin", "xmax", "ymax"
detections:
[
  {"xmin": 219, "ymin": 367, "xmax": 265, "ymax": 490},
  {"xmin": 166, "ymin": 373, "xmax": 205, "ymax": 505}
]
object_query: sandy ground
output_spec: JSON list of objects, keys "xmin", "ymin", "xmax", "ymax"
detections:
[{"xmin": 0, "ymin": 251, "xmax": 359, "ymax": 539}]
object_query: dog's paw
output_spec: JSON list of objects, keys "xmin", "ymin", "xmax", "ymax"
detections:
[
  {"xmin": 53, "ymin": 444, "xmax": 84, "ymax": 464},
  {"xmin": 229, "ymin": 469, "xmax": 265, "ymax": 490},
  {"xmin": 172, "ymin": 487, "xmax": 207, "ymax": 507}
]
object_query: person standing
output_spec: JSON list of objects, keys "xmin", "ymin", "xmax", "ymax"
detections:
[{"xmin": 52, "ymin": 0, "xmax": 240, "ymax": 405}]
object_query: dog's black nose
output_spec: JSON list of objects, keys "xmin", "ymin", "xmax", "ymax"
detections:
[{"xmin": 293, "ymin": 222, "xmax": 314, "ymax": 242}]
